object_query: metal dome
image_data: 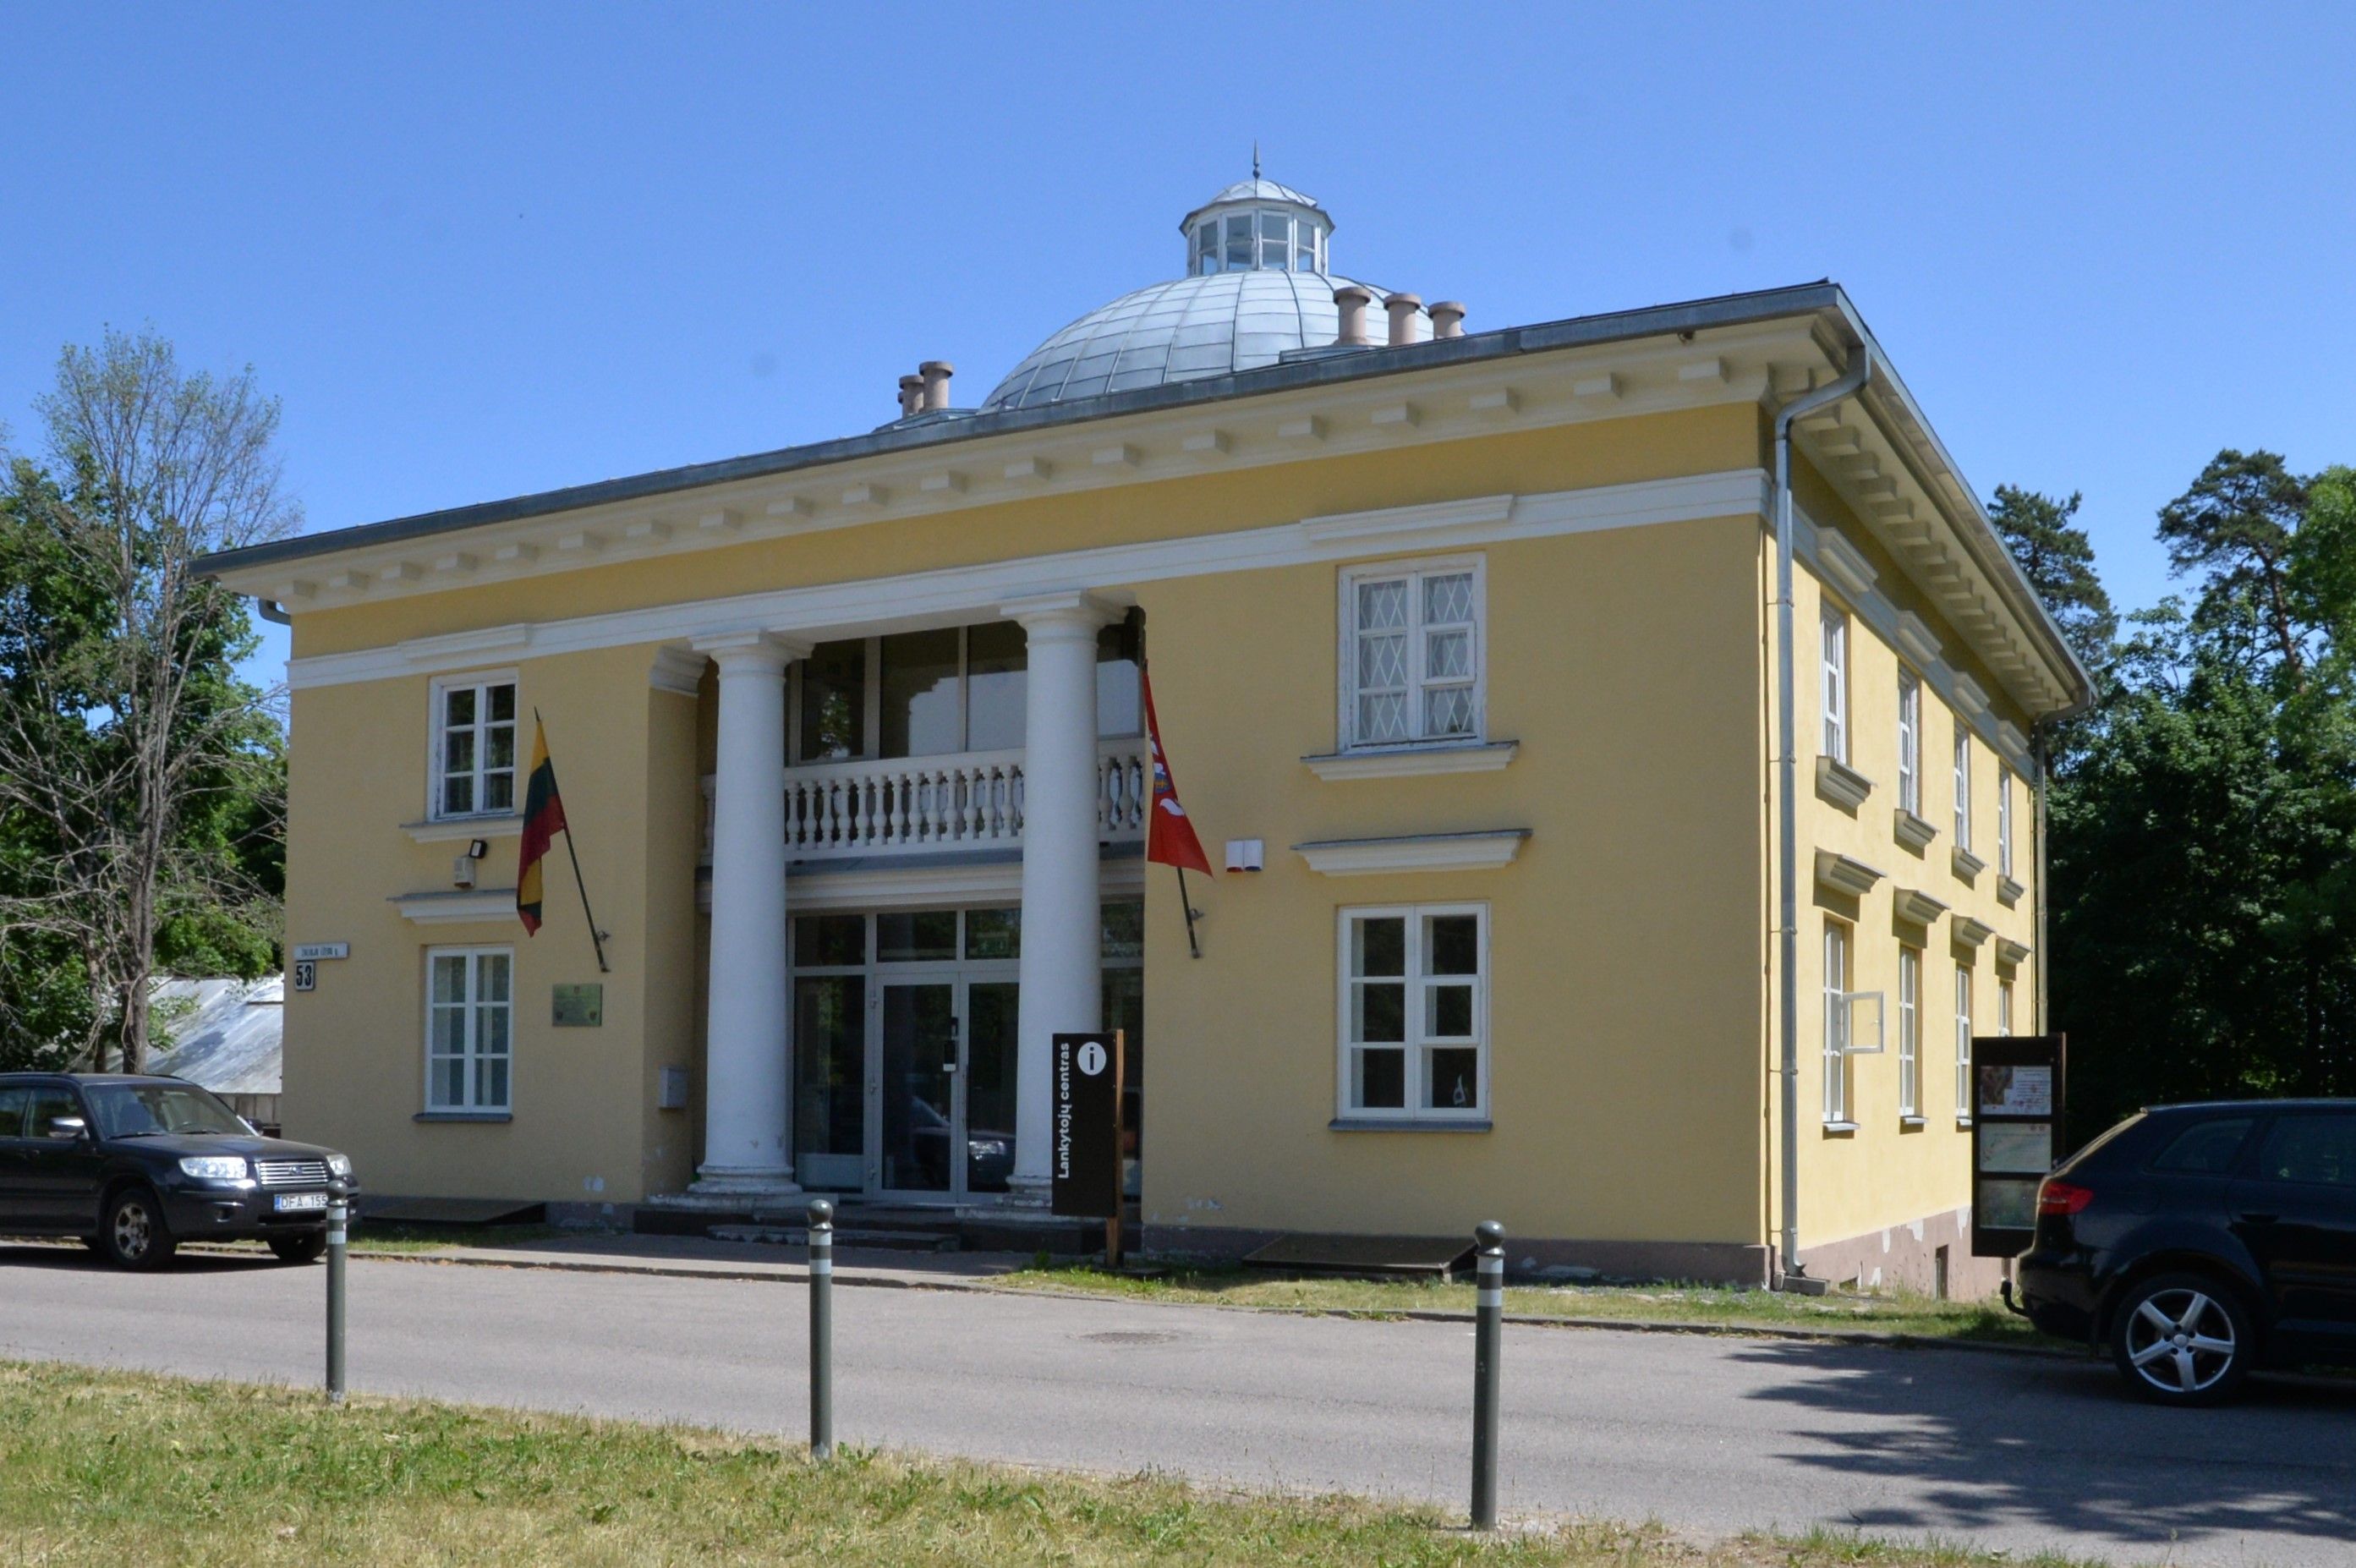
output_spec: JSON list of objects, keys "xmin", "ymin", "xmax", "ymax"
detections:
[
  {"xmin": 983, "ymin": 269, "xmax": 1402, "ymax": 411},
  {"xmin": 983, "ymin": 174, "xmax": 1417, "ymax": 411}
]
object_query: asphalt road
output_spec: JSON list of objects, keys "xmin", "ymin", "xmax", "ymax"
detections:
[{"xmin": 3, "ymin": 1245, "xmax": 2351, "ymax": 1567}]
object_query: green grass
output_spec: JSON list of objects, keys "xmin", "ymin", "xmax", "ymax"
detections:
[
  {"xmin": 995, "ymin": 1262, "xmax": 2055, "ymax": 1345},
  {"xmin": 342, "ymin": 1222, "xmax": 573, "ymax": 1253},
  {"xmin": 0, "ymin": 1360, "xmax": 2103, "ymax": 1566}
]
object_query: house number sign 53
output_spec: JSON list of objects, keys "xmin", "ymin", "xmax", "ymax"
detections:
[{"xmin": 290, "ymin": 942, "xmax": 348, "ymax": 993}]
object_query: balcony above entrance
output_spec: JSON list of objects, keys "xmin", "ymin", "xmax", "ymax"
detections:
[{"xmin": 700, "ymin": 740, "xmax": 1147, "ymax": 865}]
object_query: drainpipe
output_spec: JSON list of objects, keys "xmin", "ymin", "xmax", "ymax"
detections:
[
  {"xmin": 254, "ymin": 596, "xmax": 291, "ymax": 626},
  {"xmin": 1772, "ymin": 348, "xmax": 1873, "ymax": 1289}
]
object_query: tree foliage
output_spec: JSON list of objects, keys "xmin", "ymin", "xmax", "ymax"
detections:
[
  {"xmin": 0, "ymin": 331, "xmax": 291, "ymax": 1072},
  {"xmin": 2041, "ymin": 453, "xmax": 2356, "ymax": 1135}
]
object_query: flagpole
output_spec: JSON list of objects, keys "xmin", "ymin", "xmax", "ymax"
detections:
[
  {"xmin": 535, "ymin": 708, "xmax": 611, "ymax": 974},
  {"xmin": 1175, "ymin": 865, "xmax": 1201, "ymax": 960}
]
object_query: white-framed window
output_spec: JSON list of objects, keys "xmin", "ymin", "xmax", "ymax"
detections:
[
  {"xmin": 1822, "ymin": 920, "xmax": 1851, "ymax": 1124},
  {"xmin": 1338, "ymin": 903, "xmax": 1488, "ymax": 1121},
  {"xmin": 431, "ymin": 673, "xmax": 518, "ymax": 819},
  {"xmin": 1898, "ymin": 944, "xmax": 1921, "ymax": 1119},
  {"xmin": 1997, "ymin": 765, "xmax": 2015, "ymax": 877},
  {"xmin": 1999, "ymin": 977, "xmax": 2015, "ymax": 1037},
  {"xmin": 426, "ymin": 946, "xmax": 512, "ymax": 1113},
  {"xmin": 1954, "ymin": 967, "xmax": 1975, "ymax": 1121},
  {"xmin": 1340, "ymin": 557, "xmax": 1483, "ymax": 750},
  {"xmin": 1952, "ymin": 723, "xmax": 1974, "ymax": 851},
  {"xmin": 1897, "ymin": 671, "xmax": 1922, "ymax": 815},
  {"xmin": 1820, "ymin": 607, "xmax": 1849, "ymax": 762}
]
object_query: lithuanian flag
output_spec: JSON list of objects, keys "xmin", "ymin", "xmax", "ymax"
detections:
[{"xmin": 516, "ymin": 719, "xmax": 567, "ymax": 935}]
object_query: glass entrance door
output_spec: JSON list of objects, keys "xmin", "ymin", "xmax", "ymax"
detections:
[
  {"xmin": 876, "ymin": 978, "xmax": 956, "ymax": 1198},
  {"xmin": 871, "ymin": 974, "xmax": 1020, "ymax": 1202}
]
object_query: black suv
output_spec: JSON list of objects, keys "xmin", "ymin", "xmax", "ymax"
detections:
[
  {"xmin": 0, "ymin": 1072, "xmax": 357, "ymax": 1269},
  {"xmin": 2014, "ymin": 1099, "xmax": 2356, "ymax": 1405}
]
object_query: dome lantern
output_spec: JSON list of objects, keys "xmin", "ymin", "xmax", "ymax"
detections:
[{"xmin": 1177, "ymin": 177, "xmax": 1333, "ymax": 278}]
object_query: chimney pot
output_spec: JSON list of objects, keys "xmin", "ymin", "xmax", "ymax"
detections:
[
  {"xmin": 1333, "ymin": 285, "xmax": 1373, "ymax": 347},
  {"xmin": 919, "ymin": 360, "xmax": 954, "ymax": 412},
  {"xmin": 1384, "ymin": 293, "xmax": 1424, "ymax": 347},
  {"xmin": 897, "ymin": 374, "xmax": 924, "ymax": 419},
  {"xmin": 1429, "ymin": 301, "xmax": 1466, "ymax": 340}
]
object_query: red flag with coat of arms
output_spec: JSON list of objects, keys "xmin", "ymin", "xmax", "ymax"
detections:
[{"xmin": 1142, "ymin": 667, "xmax": 1212, "ymax": 874}]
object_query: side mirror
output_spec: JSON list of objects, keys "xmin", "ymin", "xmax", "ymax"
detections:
[{"xmin": 45, "ymin": 1116, "xmax": 87, "ymax": 1142}]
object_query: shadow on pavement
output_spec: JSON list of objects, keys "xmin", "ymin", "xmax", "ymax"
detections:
[
  {"xmin": 0, "ymin": 1241, "xmax": 281, "ymax": 1275},
  {"xmin": 1729, "ymin": 1337, "xmax": 2356, "ymax": 1556}
]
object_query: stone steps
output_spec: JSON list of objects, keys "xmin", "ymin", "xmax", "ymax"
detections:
[{"xmin": 710, "ymin": 1223, "xmax": 960, "ymax": 1253}]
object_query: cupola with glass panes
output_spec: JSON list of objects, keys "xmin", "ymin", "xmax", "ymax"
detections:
[{"xmin": 1180, "ymin": 178, "xmax": 1332, "ymax": 277}]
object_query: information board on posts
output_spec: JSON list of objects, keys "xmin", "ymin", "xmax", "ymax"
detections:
[
  {"xmin": 1049, "ymin": 1030, "xmax": 1123, "ymax": 1220},
  {"xmin": 1970, "ymin": 1033, "xmax": 2067, "ymax": 1258}
]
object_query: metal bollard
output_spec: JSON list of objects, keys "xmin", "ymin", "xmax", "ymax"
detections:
[
  {"xmin": 807, "ymin": 1198, "xmax": 834, "ymax": 1461},
  {"xmin": 325, "ymin": 1179, "xmax": 349, "ymax": 1405},
  {"xmin": 1470, "ymin": 1219, "xmax": 1504, "ymax": 1529}
]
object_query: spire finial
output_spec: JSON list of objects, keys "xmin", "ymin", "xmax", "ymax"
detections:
[{"xmin": 1252, "ymin": 140, "xmax": 1260, "ymax": 181}]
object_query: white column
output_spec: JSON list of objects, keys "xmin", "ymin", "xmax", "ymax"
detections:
[
  {"xmin": 692, "ymin": 631, "xmax": 804, "ymax": 1195},
  {"xmin": 1004, "ymin": 593, "xmax": 1115, "ymax": 1201}
]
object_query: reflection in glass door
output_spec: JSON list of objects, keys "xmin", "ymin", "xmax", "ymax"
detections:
[
  {"xmin": 878, "ymin": 979, "xmax": 956, "ymax": 1196},
  {"xmin": 792, "ymin": 975, "xmax": 865, "ymax": 1190},
  {"xmin": 962, "ymin": 983, "xmax": 1019, "ymax": 1193}
]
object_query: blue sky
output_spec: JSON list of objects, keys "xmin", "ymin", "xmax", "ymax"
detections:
[{"xmin": 4, "ymin": 5, "xmax": 2350, "ymax": 688}]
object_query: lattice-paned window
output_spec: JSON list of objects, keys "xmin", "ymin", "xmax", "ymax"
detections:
[{"xmin": 1341, "ymin": 559, "xmax": 1483, "ymax": 750}]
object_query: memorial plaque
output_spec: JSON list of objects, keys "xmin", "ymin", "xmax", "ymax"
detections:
[{"xmin": 552, "ymin": 983, "xmax": 604, "ymax": 1028}]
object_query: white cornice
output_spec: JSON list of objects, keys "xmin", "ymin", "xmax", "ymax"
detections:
[
  {"xmin": 292, "ymin": 469, "xmax": 1772, "ymax": 689},
  {"xmin": 224, "ymin": 321, "xmax": 1809, "ymax": 615},
  {"xmin": 1294, "ymin": 830, "xmax": 1530, "ymax": 876},
  {"xmin": 391, "ymin": 889, "xmax": 519, "ymax": 925},
  {"xmin": 1893, "ymin": 887, "xmax": 1949, "ymax": 927},
  {"xmin": 1815, "ymin": 849, "xmax": 1885, "ymax": 898}
]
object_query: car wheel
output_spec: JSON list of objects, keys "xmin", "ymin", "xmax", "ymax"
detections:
[
  {"xmin": 2111, "ymin": 1272, "xmax": 2254, "ymax": 1406},
  {"xmin": 101, "ymin": 1187, "xmax": 178, "ymax": 1271},
  {"xmin": 267, "ymin": 1233, "xmax": 326, "ymax": 1265}
]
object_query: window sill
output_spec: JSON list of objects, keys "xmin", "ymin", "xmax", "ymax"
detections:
[
  {"xmin": 414, "ymin": 1110, "xmax": 512, "ymax": 1124},
  {"xmin": 1955, "ymin": 1116, "xmax": 1974, "ymax": 1129},
  {"xmin": 1898, "ymin": 1116, "xmax": 1926, "ymax": 1132},
  {"xmin": 1303, "ymin": 740, "xmax": 1518, "ymax": 781},
  {"xmin": 1997, "ymin": 874, "xmax": 2025, "ymax": 907},
  {"xmin": 1951, "ymin": 844, "xmax": 1986, "ymax": 882},
  {"xmin": 1329, "ymin": 1117, "xmax": 1493, "ymax": 1133},
  {"xmin": 1821, "ymin": 1121, "xmax": 1859, "ymax": 1137},
  {"xmin": 1893, "ymin": 809, "xmax": 1939, "ymax": 853},
  {"xmin": 403, "ymin": 814, "xmax": 523, "ymax": 844},
  {"xmin": 1815, "ymin": 755, "xmax": 1874, "ymax": 813}
]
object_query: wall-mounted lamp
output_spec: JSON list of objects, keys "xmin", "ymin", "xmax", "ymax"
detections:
[{"xmin": 466, "ymin": 839, "xmax": 490, "ymax": 860}]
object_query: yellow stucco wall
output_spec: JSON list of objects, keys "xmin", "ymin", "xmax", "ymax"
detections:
[
  {"xmin": 1777, "ymin": 464, "xmax": 2043, "ymax": 1258},
  {"xmin": 282, "ymin": 644, "xmax": 699, "ymax": 1203},
  {"xmin": 272, "ymin": 387, "xmax": 2051, "ymax": 1264},
  {"xmin": 1134, "ymin": 515, "xmax": 1769, "ymax": 1247}
]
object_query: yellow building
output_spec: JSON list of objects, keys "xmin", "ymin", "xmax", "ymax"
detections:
[{"xmin": 204, "ymin": 178, "xmax": 2090, "ymax": 1290}]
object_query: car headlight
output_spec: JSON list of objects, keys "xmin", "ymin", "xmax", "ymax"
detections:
[
  {"xmin": 326, "ymin": 1154, "xmax": 353, "ymax": 1177},
  {"xmin": 178, "ymin": 1156, "xmax": 250, "ymax": 1181}
]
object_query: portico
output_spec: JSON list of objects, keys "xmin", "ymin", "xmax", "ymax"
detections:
[{"xmin": 682, "ymin": 599, "xmax": 1142, "ymax": 1209}]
